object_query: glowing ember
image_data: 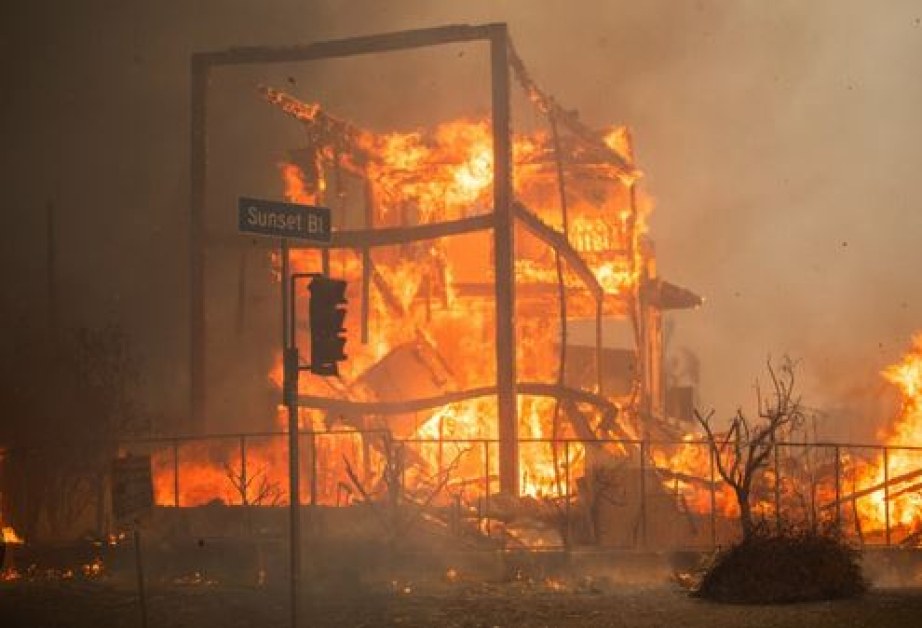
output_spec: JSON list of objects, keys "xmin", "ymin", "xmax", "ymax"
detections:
[
  {"xmin": 173, "ymin": 571, "xmax": 218, "ymax": 586},
  {"xmin": 81, "ymin": 557, "xmax": 105, "ymax": 579},
  {"xmin": 2, "ymin": 526, "xmax": 24, "ymax": 545},
  {"xmin": 0, "ymin": 568, "xmax": 21, "ymax": 582}
]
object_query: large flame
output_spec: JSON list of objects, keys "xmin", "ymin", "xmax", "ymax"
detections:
[
  {"xmin": 153, "ymin": 95, "xmax": 655, "ymax": 507},
  {"xmin": 853, "ymin": 334, "xmax": 922, "ymax": 532},
  {"xmin": 652, "ymin": 334, "xmax": 922, "ymax": 535}
]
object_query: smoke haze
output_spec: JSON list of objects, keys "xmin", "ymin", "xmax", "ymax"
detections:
[{"xmin": 2, "ymin": 1, "xmax": 921, "ymax": 437}]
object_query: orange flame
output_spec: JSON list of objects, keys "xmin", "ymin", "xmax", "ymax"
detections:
[
  {"xmin": 153, "ymin": 100, "xmax": 657, "ymax": 506},
  {"xmin": 853, "ymin": 335, "xmax": 922, "ymax": 531}
]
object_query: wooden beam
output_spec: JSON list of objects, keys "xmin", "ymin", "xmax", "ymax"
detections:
[
  {"xmin": 452, "ymin": 282, "xmax": 594, "ymax": 298},
  {"xmin": 491, "ymin": 25, "xmax": 518, "ymax": 496},
  {"xmin": 561, "ymin": 397, "xmax": 631, "ymax": 446},
  {"xmin": 189, "ymin": 23, "xmax": 502, "ymax": 427},
  {"xmin": 297, "ymin": 381, "xmax": 618, "ymax": 421},
  {"xmin": 368, "ymin": 260, "xmax": 405, "ymax": 318},
  {"xmin": 889, "ymin": 481, "xmax": 922, "ymax": 500},
  {"xmin": 654, "ymin": 468, "xmax": 721, "ymax": 490},
  {"xmin": 361, "ymin": 173, "xmax": 374, "ymax": 344},
  {"xmin": 562, "ymin": 399, "xmax": 606, "ymax": 444},
  {"xmin": 199, "ymin": 24, "xmax": 500, "ymax": 67},
  {"xmin": 299, "ymin": 386, "xmax": 497, "ymax": 415},
  {"xmin": 513, "ymin": 201, "xmax": 604, "ymax": 302},
  {"xmin": 189, "ymin": 55, "xmax": 208, "ymax": 428},
  {"xmin": 820, "ymin": 466, "xmax": 922, "ymax": 509},
  {"xmin": 506, "ymin": 41, "xmax": 636, "ymax": 176},
  {"xmin": 328, "ymin": 213, "xmax": 494, "ymax": 248}
]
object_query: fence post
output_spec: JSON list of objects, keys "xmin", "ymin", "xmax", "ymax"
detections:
[
  {"xmin": 484, "ymin": 441, "xmax": 491, "ymax": 538},
  {"xmin": 773, "ymin": 442, "xmax": 781, "ymax": 532},
  {"xmin": 709, "ymin": 445, "xmax": 717, "ymax": 550},
  {"xmin": 173, "ymin": 439, "xmax": 180, "ymax": 508},
  {"xmin": 883, "ymin": 447, "xmax": 891, "ymax": 546},
  {"xmin": 564, "ymin": 440, "xmax": 571, "ymax": 548},
  {"xmin": 834, "ymin": 446, "xmax": 841, "ymax": 529},
  {"xmin": 239, "ymin": 435, "xmax": 248, "ymax": 506},
  {"xmin": 310, "ymin": 433, "xmax": 318, "ymax": 508},
  {"xmin": 809, "ymin": 443, "xmax": 817, "ymax": 530},
  {"xmin": 639, "ymin": 440, "xmax": 647, "ymax": 549},
  {"xmin": 399, "ymin": 442, "xmax": 406, "ymax": 500}
]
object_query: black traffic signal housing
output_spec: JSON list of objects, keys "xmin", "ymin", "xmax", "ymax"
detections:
[{"xmin": 309, "ymin": 275, "xmax": 347, "ymax": 376}]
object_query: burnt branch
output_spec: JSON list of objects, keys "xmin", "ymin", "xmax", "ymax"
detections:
[{"xmin": 694, "ymin": 356, "xmax": 807, "ymax": 538}]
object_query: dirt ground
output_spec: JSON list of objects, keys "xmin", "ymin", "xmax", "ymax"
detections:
[{"xmin": 3, "ymin": 578, "xmax": 922, "ymax": 628}]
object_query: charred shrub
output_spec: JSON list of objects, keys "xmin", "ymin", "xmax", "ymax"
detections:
[{"xmin": 695, "ymin": 523, "xmax": 867, "ymax": 603}]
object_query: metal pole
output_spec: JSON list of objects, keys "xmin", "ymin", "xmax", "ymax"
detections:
[
  {"xmin": 639, "ymin": 440, "xmax": 647, "ymax": 548},
  {"xmin": 709, "ymin": 446, "xmax": 717, "ymax": 550},
  {"xmin": 490, "ymin": 23, "xmax": 518, "ymax": 497},
  {"xmin": 564, "ymin": 440, "xmax": 571, "ymax": 548},
  {"xmin": 173, "ymin": 440, "xmax": 180, "ymax": 508},
  {"xmin": 190, "ymin": 54, "xmax": 209, "ymax": 427},
  {"xmin": 235, "ymin": 248, "xmax": 248, "ymax": 335},
  {"xmin": 361, "ymin": 176, "xmax": 374, "ymax": 344},
  {"xmin": 361, "ymin": 247, "xmax": 371, "ymax": 344},
  {"xmin": 883, "ymin": 447, "xmax": 891, "ymax": 546},
  {"xmin": 319, "ymin": 159, "xmax": 331, "ymax": 276},
  {"xmin": 282, "ymin": 239, "xmax": 301, "ymax": 628},
  {"xmin": 240, "ymin": 435, "xmax": 248, "ymax": 506},
  {"xmin": 438, "ymin": 418, "xmax": 445, "ymax": 482},
  {"xmin": 595, "ymin": 299, "xmax": 604, "ymax": 394},
  {"xmin": 134, "ymin": 528, "xmax": 149, "ymax": 628},
  {"xmin": 834, "ymin": 446, "xmax": 842, "ymax": 529},
  {"xmin": 484, "ymin": 442, "xmax": 491, "ymax": 537},
  {"xmin": 809, "ymin": 443, "xmax": 817, "ymax": 530},
  {"xmin": 773, "ymin": 442, "xmax": 781, "ymax": 532},
  {"xmin": 309, "ymin": 433, "xmax": 318, "ymax": 508},
  {"xmin": 399, "ymin": 443, "xmax": 407, "ymax": 496},
  {"xmin": 46, "ymin": 201, "xmax": 56, "ymax": 328}
]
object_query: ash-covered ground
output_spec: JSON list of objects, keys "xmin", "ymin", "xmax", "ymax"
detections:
[
  {"xmin": 4, "ymin": 547, "xmax": 922, "ymax": 628},
  {"xmin": 4, "ymin": 578, "xmax": 922, "ymax": 628}
]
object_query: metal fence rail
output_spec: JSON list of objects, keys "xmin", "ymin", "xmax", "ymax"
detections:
[
  {"xmin": 4, "ymin": 431, "xmax": 921, "ymax": 549},
  {"xmin": 106, "ymin": 431, "xmax": 922, "ymax": 550}
]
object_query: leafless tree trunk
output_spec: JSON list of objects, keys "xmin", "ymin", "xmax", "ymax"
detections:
[{"xmin": 695, "ymin": 357, "xmax": 806, "ymax": 539}]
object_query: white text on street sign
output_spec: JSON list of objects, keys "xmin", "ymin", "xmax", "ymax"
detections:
[{"xmin": 238, "ymin": 196, "xmax": 331, "ymax": 243}]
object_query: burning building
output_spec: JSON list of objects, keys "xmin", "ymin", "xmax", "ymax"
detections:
[
  {"xmin": 171, "ymin": 23, "xmax": 704, "ymax": 548},
  {"xmin": 3, "ymin": 24, "xmax": 921, "ymax": 561}
]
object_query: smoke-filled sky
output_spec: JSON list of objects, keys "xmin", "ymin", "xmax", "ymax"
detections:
[{"xmin": 2, "ymin": 1, "xmax": 921, "ymax": 439}]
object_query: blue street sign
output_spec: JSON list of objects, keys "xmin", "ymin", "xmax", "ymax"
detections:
[{"xmin": 238, "ymin": 196, "xmax": 332, "ymax": 243}]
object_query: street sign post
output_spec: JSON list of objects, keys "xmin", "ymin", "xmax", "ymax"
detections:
[
  {"xmin": 238, "ymin": 197, "xmax": 332, "ymax": 243},
  {"xmin": 237, "ymin": 196, "xmax": 336, "ymax": 628},
  {"xmin": 111, "ymin": 455, "xmax": 153, "ymax": 628},
  {"xmin": 112, "ymin": 455, "xmax": 154, "ymax": 524}
]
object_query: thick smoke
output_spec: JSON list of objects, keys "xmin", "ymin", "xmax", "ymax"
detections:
[{"xmin": 2, "ymin": 1, "xmax": 921, "ymax": 437}]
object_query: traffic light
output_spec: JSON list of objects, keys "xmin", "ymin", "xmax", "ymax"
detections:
[{"xmin": 309, "ymin": 275, "xmax": 347, "ymax": 376}]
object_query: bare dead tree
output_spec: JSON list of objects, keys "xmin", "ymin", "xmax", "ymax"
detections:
[
  {"xmin": 223, "ymin": 463, "xmax": 284, "ymax": 507},
  {"xmin": 342, "ymin": 437, "xmax": 469, "ymax": 544},
  {"xmin": 695, "ymin": 357, "xmax": 806, "ymax": 539},
  {"xmin": 1, "ymin": 319, "xmax": 144, "ymax": 540}
]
